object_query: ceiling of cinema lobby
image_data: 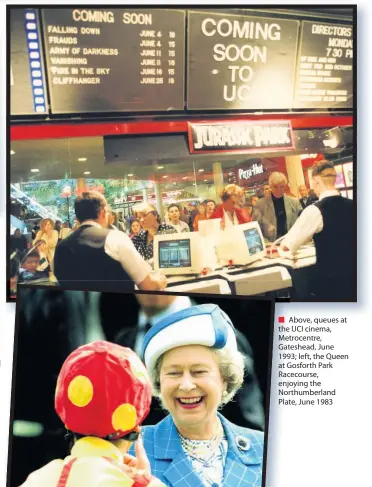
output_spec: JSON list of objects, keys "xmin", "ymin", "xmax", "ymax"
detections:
[{"xmin": 10, "ymin": 136, "xmax": 310, "ymax": 186}]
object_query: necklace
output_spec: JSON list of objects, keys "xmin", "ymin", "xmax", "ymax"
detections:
[
  {"xmin": 179, "ymin": 421, "xmax": 227, "ymax": 487},
  {"xmin": 179, "ymin": 419, "xmax": 224, "ymax": 462}
]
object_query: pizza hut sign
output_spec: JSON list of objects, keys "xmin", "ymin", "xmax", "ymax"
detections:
[{"xmin": 238, "ymin": 163, "xmax": 264, "ymax": 180}]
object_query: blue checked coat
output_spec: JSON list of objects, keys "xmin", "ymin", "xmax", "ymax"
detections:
[{"xmin": 137, "ymin": 413, "xmax": 264, "ymax": 487}]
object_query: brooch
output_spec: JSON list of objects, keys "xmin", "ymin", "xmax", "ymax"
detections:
[{"xmin": 236, "ymin": 435, "xmax": 251, "ymax": 451}]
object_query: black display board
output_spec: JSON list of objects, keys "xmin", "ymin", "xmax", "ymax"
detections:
[
  {"xmin": 293, "ymin": 21, "xmax": 353, "ymax": 108},
  {"xmin": 41, "ymin": 8, "xmax": 185, "ymax": 113},
  {"xmin": 10, "ymin": 8, "xmax": 48, "ymax": 116},
  {"xmin": 187, "ymin": 11, "xmax": 299, "ymax": 110}
]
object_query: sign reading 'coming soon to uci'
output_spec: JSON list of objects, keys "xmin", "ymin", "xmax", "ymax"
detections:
[{"xmin": 187, "ymin": 121, "xmax": 295, "ymax": 154}]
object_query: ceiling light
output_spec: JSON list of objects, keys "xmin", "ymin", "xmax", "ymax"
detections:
[
  {"xmin": 128, "ymin": 173, "xmax": 134, "ymax": 177},
  {"xmin": 163, "ymin": 176, "xmax": 168, "ymax": 178},
  {"xmin": 78, "ymin": 157, "xmax": 87, "ymax": 162},
  {"xmin": 84, "ymin": 171, "xmax": 91, "ymax": 175},
  {"xmin": 204, "ymin": 179, "xmax": 207, "ymax": 182},
  {"xmin": 157, "ymin": 166, "xmax": 164, "ymax": 170},
  {"xmin": 323, "ymin": 138, "xmax": 338, "ymax": 149},
  {"xmin": 198, "ymin": 169, "xmax": 204, "ymax": 172},
  {"xmin": 30, "ymin": 168, "xmax": 39, "ymax": 173},
  {"xmin": 182, "ymin": 176, "xmax": 188, "ymax": 180},
  {"xmin": 11, "ymin": 150, "xmax": 15, "ymax": 155}
]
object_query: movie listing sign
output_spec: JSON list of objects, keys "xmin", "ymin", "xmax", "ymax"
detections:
[
  {"xmin": 187, "ymin": 11, "xmax": 299, "ymax": 110},
  {"xmin": 293, "ymin": 21, "xmax": 353, "ymax": 108},
  {"xmin": 10, "ymin": 9, "xmax": 48, "ymax": 116},
  {"xmin": 188, "ymin": 121, "xmax": 295, "ymax": 154},
  {"xmin": 41, "ymin": 8, "xmax": 185, "ymax": 113}
]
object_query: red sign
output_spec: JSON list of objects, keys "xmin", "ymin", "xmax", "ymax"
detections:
[{"xmin": 188, "ymin": 120, "xmax": 295, "ymax": 154}]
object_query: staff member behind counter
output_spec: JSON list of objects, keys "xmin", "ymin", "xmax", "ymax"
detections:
[
  {"xmin": 280, "ymin": 160, "xmax": 354, "ymax": 301},
  {"xmin": 54, "ymin": 191, "xmax": 167, "ymax": 293},
  {"xmin": 254, "ymin": 172, "xmax": 302, "ymax": 241}
]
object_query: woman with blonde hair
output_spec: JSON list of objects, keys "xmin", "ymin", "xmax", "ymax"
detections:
[
  {"xmin": 210, "ymin": 184, "xmax": 252, "ymax": 228},
  {"xmin": 33, "ymin": 218, "xmax": 59, "ymax": 265}
]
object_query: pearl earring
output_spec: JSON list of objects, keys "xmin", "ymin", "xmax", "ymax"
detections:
[{"xmin": 222, "ymin": 390, "xmax": 228, "ymax": 397}]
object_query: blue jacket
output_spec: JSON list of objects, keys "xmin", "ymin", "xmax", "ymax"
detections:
[{"xmin": 136, "ymin": 413, "xmax": 264, "ymax": 487}]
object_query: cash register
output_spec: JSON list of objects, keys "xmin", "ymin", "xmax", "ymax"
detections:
[
  {"xmin": 153, "ymin": 222, "xmax": 292, "ymax": 296},
  {"xmin": 154, "ymin": 232, "xmax": 203, "ymax": 276}
]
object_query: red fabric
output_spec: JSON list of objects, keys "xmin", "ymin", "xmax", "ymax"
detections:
[
  {"xmin": 55, "ymin": 341, "xmax": 152, "ymax": 439},
  {"xmin": 56, "ymin": 458, "xmax": 78, "ymax": 487},
  {"xmin": 210, "ymin": 205, "xmax": 252, "ymax": 224}
]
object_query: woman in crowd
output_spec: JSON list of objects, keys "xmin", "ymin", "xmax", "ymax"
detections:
[
  {"xmin": 132, "ymin": 202, "xmax": 176, "ymax": 261},
  {"xmin": 167, "ymin": 204, "xmax": 190, "ymax": 233},
  {"xmin": 210, "ymin": 184, "xmax": 252, "ymax": 228},
  {"xmin": 59, "ymin": 221, "xmax": 72, "ymax": 240},
  {"xmin": 192, "ymin": 202, "xmax": 208, "ymax": 231},
  {"xmin": 138, "ymin": 304, "xmax": 264, "ymax": 487},
  {"xmin": 10, "ymin": 228, "xmax": 28, "ymax": 254},
  {"xmin": 130, "ymin": 219, "xmax": 143, "ymax": 239},
  {"xmin": 33, "ymin": 218, "xmax": 59, "ymax": 265},
  {"xmin": 205, "ymin": 199, "xmax": 216, "ymax": 219}
]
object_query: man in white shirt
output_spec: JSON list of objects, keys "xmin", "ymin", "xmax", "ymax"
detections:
[
  {"xmin": 280, "ymin": 160, "xmax": 355, "ymax": 301},
  {"xmin": 54, "ymin": 191, "xmax": 167, "ymax": 292}
]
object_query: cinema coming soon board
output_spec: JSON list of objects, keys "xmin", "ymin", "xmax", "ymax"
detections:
[
  {"xmin": 188, "ymin": 121, "xmax": 295, "ymax": 154},
  {"xmin": 187, "ymin": 11, "xmax": 300, "ymax": 110},
  {"xmin": 41, "ymin": 8, "xmax": 185, "ymax": 113}
]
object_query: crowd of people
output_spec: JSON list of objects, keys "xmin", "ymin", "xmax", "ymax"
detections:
[{"xmin": 9, "ymin": 160, "xmax": 354, "ymax": 300}]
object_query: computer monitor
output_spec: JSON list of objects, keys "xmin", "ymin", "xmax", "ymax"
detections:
[
  {"xmin": 215, "ymin": 221, "xmax": 266, "ymax": 266},
  {"xmin": 154, "ymin": 232, "xmax": 202, "ymax": 275}
]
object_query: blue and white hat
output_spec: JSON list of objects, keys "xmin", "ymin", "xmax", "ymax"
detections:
[{"xmin": 141, "ymin": 304, "xmax": 238, "ymax": 376}]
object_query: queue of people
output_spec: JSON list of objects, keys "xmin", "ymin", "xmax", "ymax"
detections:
[{"xmin": 11, "ymin": 159, "xmax": 353, "ymax": 300}]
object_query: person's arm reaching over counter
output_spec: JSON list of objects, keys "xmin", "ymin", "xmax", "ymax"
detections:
[
  {"xmin": 104, "ymin": 230, "xmax": 167, "ymax": 291},
  {"xmin": 280, "ymin": 205, "xmax": 323, "ymax": 253}
]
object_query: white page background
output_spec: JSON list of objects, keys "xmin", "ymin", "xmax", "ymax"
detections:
[{"xmin": 1, "ymin": 1, "xmax": 371, "ymax": 486}]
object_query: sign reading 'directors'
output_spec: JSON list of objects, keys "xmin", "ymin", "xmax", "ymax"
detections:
[
  {"xmin": 187, "ymin": 11, "xmax": 299, "ymax": 110},
  {"xmin": 293, "ymin": 21, "xmax": 353, "ymax": 108},
  {"xmin": 188, "ymin": 121, "xmax": 295, "ymax": 154},
  {"xmin": 41, "ymin": 9, "xmax": 185, "ymax": 113}
]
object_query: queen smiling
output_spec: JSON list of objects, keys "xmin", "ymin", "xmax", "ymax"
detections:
[{"xmin": 137, "ymin": 304, "xmax": 264, "ymax": 487}]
